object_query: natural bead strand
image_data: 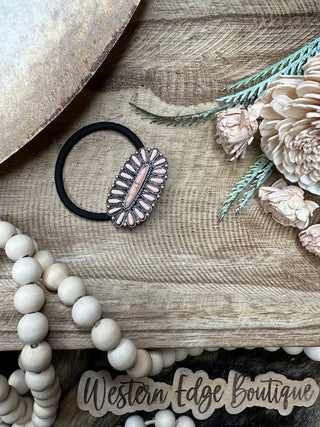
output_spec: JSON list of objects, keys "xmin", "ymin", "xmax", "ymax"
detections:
[{"xmin": 123, "ymin": 410, "xmax": 196, "ymax": 427}]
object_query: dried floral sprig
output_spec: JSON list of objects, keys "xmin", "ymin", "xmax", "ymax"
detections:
[
  {"xmin": 219, "ymin": 155, "xmax": 274, "ymax": 221},
  {"xmin": 131, "ymin": 37, "xmax": 320, "ymax": 126}
]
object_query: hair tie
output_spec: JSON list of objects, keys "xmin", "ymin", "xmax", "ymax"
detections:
[{"xmin": 55, "ymin": 122, "xmax": 168, "ymax": 228}]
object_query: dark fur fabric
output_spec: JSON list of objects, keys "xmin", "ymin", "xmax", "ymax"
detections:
[{"xmin": 1, "ymin": 348, "xmax": 320, "ymax": 426}]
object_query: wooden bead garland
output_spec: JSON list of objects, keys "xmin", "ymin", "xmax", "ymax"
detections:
[{"xmin": 1, "ymin": 219, "xmax": 319, "ymax": 426}]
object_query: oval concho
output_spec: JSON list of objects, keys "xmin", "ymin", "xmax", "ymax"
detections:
[{"xmin": 107, "ymin": 147, "xmax": 168, "ymax": 227}]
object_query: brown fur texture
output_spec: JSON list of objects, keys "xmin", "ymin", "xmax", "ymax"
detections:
[{"xmin": 2, "ymin": 348, "xmax": 320, "ymax": 426}]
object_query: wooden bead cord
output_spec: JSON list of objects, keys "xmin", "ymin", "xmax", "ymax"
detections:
[{"xmin": 1, "ymin": 219, "xmax": 320, "ymax": 426}]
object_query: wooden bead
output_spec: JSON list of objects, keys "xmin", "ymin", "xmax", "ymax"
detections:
[
  {"xmin": 0, "ymin": 386, "xmax": 19, "ymax": 416},
  {"xmin": 33, "ymin": 240, "xmax": 40, "ymax": 252},
  {"xmin": 0, "ymin": 221, "xmax": 16, "ymax": 248},
  {"xmin": 25, "ymin": 365, "xmax": 56, "ymax": 392},
  {"xmin": 12, "ymin": 257, "xmax": 42, "ymax": 286},
  {"xmin": 31, "ymin": 377, "xmax": 60, "ymax": 400},
  {"xmin": 72, "ymin": 296, "xmax": 102, "ymax": 327},
  {"xmin": 15, "ymin": 228, "xmax": 23, "ymax": 235},
  {"xmin": 14, "ymin": 284, "xmax": 45, "ymax": 314},
  {"xmin": 14, "ymin": 396, "xmax": 33, "ymax": 424},
  {"xmin": 124, "ymin": 415, "xmax": 145, "ymax": 427},
  {"xmin": 42, "ymin": 262, "xmax": 69, "ymax": 292},
  {"xmin": 17, "ymin": 313, "xmax": 49, "ymax": 344},
  {"xmin": 175, "ymin": 348, "xmax": 188, "ymax": 362},
  {"xmin": 149, "ymin": 350, "xmax": 164, "ymax": 376},
  {"xmin": 205, "ymin": 347, "xmax": 219, "ymax": 352},
  {"xmin": 0, "ymin": 376, "xmax": 9, "ymax": 401},
  {"xmin": 31, "ymin": 412, "xmax": 56, "ymax": 427},
  {"xmin": 5, "ymin": 234, "xmax": 35, "ymax": 261},
  {"xmin": 18, "ymin": 354, "xmax": 25, "ymax": 372},
  {"xmin": 155, "ymin": 409, "xmax": 176, "ymax": 427},
  {"xmin": 282, "ymin": 346, "xmax": 303, "ymax": 355},
  {"xmin": 188, "ymin": 347, "xmax": 203, "ymax": 357},
  {"xmin": 108, "ymin": 338, "xmax": 137, "ymax": 371},
  {"xmin": 20, "ymin": 342, "xmax": 52, "ymax": 372},
  {"xmin": 33, "ymin": 402, "xmax": 58, "ymax": 418},
  {"xmin": 91, "ymin": 318, "xmax": 121, "ymax": 351},
  {"xmin": 176, "ymin": 415, "xmax": 196, "ymax": 427},
  {"xmin": 1, "ymin": 397, "xmax": 25, "ymax": 424},
  {"xmin": 127, "ymin": 349, "xmax": 152, "ymax": 378},
  {"xmin": 161, "ymin": 348, "xmax": 175, "ymax": 368},
  {"xmin": 304, "ymin": 347, "xmax": 320, "ymax": 361},
  {"xmin": 33, "ymin": 250, "xmax": 54, "ymax": 272},
  {"xmin": 58, "ymin": 276, "xmax": 86, "ymax": 306},
  {"xmin": 34, "ymin": 389, "xmax": 61, "ymax": 407},
  {"xmin": 264, "ymin": 347, "xmax": 280, "ymax": 352},
  {"xmin": 8, "ymin": 370, "xmax": 28, "ymax": 395}
]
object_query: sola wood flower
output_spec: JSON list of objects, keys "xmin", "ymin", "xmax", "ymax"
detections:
[
  {"xmin": 259, "ymin": 178, "xmax": 319, "ymax": 229},
  {"xmin": 259, "ymin": 54, "xmax": 320, "ymax": 194},
  {"xmin": 299, "ymin": 224, "xmax": 320, "ymax": 256},
  {"xmin": 216, "ymin": 103, "xmax": 262, "ymax": 161}
]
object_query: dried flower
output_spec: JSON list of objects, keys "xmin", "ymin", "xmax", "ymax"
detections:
[
  {"xmin": 258, "ymin": 54, "xmax": 320, "ymax": 195},
  {"xmin": 216, "ymin": 103, "xmax": 262, "ymax": 161},
  {"xmin": 259, "ymin": 178, "xmax": 318, "ymax": 229},
  {"xmin": 299, "ymin": 224, "xmax": 320, "ymax": 256}
]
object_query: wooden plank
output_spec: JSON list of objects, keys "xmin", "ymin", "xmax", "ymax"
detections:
[{"xmin": 1, "ymin": 0, "xmax": 320, "ymax": 350}]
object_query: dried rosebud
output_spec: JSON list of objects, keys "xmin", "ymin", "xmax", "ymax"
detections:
[
  {"xmin": 299, "ymin": 224, "xmax": 320, "ymax": 256},
  {"xmin": 216, "ymin": 103, "xmax": 262, "ymax": 161},
  {"xmin": 259, "ymin": 178, "xmax": 319, "ymax": 229}
]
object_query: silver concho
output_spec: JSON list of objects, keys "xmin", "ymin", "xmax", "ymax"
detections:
[{"xmin": 107, "ymin": 147, "xmax": 168, "ymax": 227}]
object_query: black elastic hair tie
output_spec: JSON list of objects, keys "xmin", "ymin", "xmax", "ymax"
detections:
[{"xmin": 55, "ymin": 122, "xmax": 144, "ymax": 221}]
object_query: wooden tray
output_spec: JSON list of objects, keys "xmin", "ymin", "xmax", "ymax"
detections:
[
  {"xmin": 1, "ymin": 0, "xmax": 320, "ymax": 350},
  {"xmin": 0, "ymin": 0, "xmax": 140, "ymax": 163}
]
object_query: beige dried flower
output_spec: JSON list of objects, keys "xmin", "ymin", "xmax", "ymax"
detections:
[
  {"xmin": 259, "ymin": 178, "xmax": 319, "ymax": 229},
  {"xmin": 258, "ymin": 53, "xmax": 320, "ymax": 195},
  {"xmin": 216, "ymin": 103, "xmax": 262, "ymax": 161},
  {"xmin": 299, "ymin": 224, "xmax": 320, "ymax": 256}
]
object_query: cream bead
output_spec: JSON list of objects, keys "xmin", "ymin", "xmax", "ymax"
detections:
[
  {"xmin": 12, "ymin": 257, "xmax": 42, "ymax": 286},
  {"xmin": 161, "ymin": 348, "xmax": 175, "ymax": 368},
  {"xmin": 0, "ymin": 386, "xmax": 19, "ymax": 416},
  {"xmin": 8, "ymin": 370, "xmax": 28, "ymax": 395},
  {"xmin": 149, "ymin": 350, "xmax": 164, "ymax": 376},
  {"xmin": 31, "ymin": 377, "xmax": 60, "ymax": 401},
  {"xmin": 18, "ymin": 355, "xmax": 25, "ymax": 372},
  {"xmin": 0, "ymin": 376, "xmax": 9, "ymax": 401},
  {"xmin": 176, "ymin": 415, "xmax": 196, "ymax": 427},
  {"xmin": 264, "ymin": 347, "xmax": 280, "ymax": 352},
  {"xmin": 124, "ymin": 415, "xmax": 145, "ymax": 427},
  {"xmin": 33, "ymin": 389, "xmax": 61, "ymax": 408},
  {"xmin": 72, "ymin": 296, "xmax": 102, "ymax": 327},
  {"xmin": 25, "ymin": 365, "xmax": 56, "ymax": 392},
  {"xmin": 282, "ymin": 346, "xmax": 303, "ymax": 355},
  {"xmin": 15, "ymin": 228, "xmax": 23, "ymax": 235},
  {"xmin": 17, "ymin": 313, "xmax": 49, "ymax": 344},
  {"xmin": 0, "ymin": 221, "xmax": 16, "ymax": 248},
  {"xmin": 58, "ymin": 276, "xmax": 86, "ymax": 306},
  {"xmin": 205, "ymin": 347, "xmax": 219, "ymax": 352},
  {"xmin": 42, "ymin": 262, "xmax": 69, "ymax": 292},
  {"xmin": 108, "ymin": 338, "xmax": 137, "ymax": 371},
  {"xmin": 34, "ymin": 250, "xmax": 54, "ymax": 272},
  {"xmin": 188, "ymin": 348, "xmax": 204, "ymax": 357},
  {"xmin": 14, "ymin": 396, "xmax": 33, "ymax": 424},
  {"xmin": 14, "ymin": 284, "xmax": 45, "ymax": 314},
  {"xmin": 175, "ymin": 348, "xmax": 188, "ymax": 362},
  {"xmin": 33, "ymin": 240, "xmax": 39, "ymax": 252},
  {"xmin": 155, "ymin": 409, "xmax": 176, "ymax": 427},
  {"xmin": 91, "ymin": 318, "xmax": 121, "ymax": 351},
  {"xmin": 1, "ymin": 397, "xmax": 25, "ymax": 424},
  {"xmin": 5, "ymin": 234, "xmax": 35, "ymax": 261},
  {"xmin": 31, "ymin": 412, "xmax": 56, "ymax": 427},
  {"xmin": 33, "ymin": 402, "xmax": 58, "ymax": 418},
  {"xmin": 20, "ymin": 342, "xmax": 52, "ymax": 372},
  {"xmin": 304, "ymin": 347, "xmax": 320, "ymax": 361},
  {"xmin": 127, "ymin": 349, "xmax": 152, "ymax": 378}
]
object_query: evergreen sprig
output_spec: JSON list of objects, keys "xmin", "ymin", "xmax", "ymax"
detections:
[{"xmin": 219, "ymin": 155, "xmax": 274, "ymax": 221}]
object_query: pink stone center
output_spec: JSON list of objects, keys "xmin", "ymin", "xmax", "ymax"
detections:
[{"xmin": 125, "ymin": 164, "xmax": 149, "ymax": 207}]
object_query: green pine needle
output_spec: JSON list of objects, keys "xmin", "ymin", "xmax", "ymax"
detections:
[
  {"xmin": 219, "ymin": 155, "xmax": 273, "ymax": 221},
  {"xmin": 129, "ymin": 102, "xmax": 236, "ymax": 126}
]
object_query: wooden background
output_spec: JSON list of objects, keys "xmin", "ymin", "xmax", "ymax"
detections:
[{"xmin": 1, "ymin": 0, "xmax": 320, "ymax": 351}]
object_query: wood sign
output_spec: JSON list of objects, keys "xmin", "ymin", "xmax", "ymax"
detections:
[{"xmin": 77, "ymin": 368, "xmax": 319, "ymax": 419}]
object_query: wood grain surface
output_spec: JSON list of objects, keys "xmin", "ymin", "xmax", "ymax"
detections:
[{"xmin": 1, "ymin": 0, "xmax": 320, "ymax": 351}]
